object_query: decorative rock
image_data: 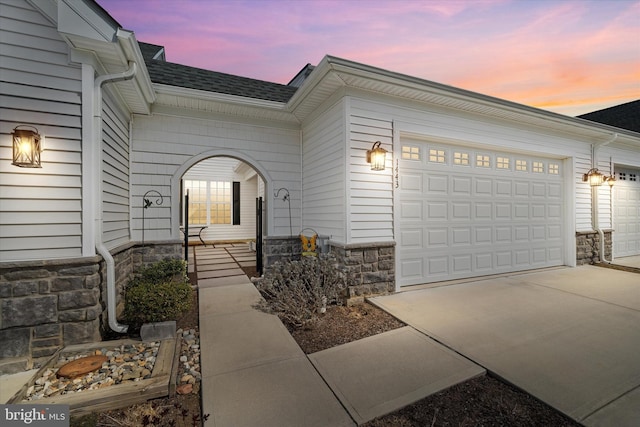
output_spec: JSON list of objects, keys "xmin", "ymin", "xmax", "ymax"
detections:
[
  {"xmin": 57, "ymin": 355, "xmax": 108, "ymax": 379},
  {"xmin": 176, "ymin": 383, "xmax": 193, "ymax": 395}
]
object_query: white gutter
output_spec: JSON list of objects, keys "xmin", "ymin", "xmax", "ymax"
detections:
[
  {"xmin": 591, "ymin": 133, "xmax": 618, "ymax": 264},
  {"xmin": 94, "ymin": 62, "xmax": 138, "ymax": 333}
]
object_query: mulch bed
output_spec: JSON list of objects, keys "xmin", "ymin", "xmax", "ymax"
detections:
[
  {"xmin": 362, "ymin": 374, "xmax": 580, "ymax": 427},
  {"xmin": 594, "ymin": 261, "xmax": 640, "ymax": 274},
  {"xmin": 289, "ymin": 304, "xmax": 406, "ymax": 353}
]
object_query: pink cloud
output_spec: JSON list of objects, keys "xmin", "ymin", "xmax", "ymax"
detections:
[{"xmin": 97, "ymin": 0, "xmax": 640, "ymax": 116}]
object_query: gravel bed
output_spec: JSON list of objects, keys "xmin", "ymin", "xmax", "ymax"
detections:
[
  {"xmin": 176, "ymin": 327, "xmax": 201, "ymax": 391},
  {"xmin": 23, "ymin": 327, "xmax": 201, "ymax": 402},
  {"xmin": 24, "ymin": 341, "xmax": 161, "ymax": 401}
]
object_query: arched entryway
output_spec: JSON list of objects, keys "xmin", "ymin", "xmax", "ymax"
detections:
[{"xmin": 171, "ymin": 150, "xmax": 273, "ymax": 274}]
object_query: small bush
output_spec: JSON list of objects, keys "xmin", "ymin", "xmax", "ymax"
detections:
[
  {"xmin": 255, "ymin": 254, "xmax": 351, "ymax": 328},
  {"xmin": 133, "ymin": 258, "xmax": 188, "ymax": 284},
  {"xmin": 124, "ymin": 258, "xmax": 192, "ymax": 330}
]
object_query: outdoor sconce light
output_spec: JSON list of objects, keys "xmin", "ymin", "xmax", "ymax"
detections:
[
  {"xmin": 604, "ymin": 175, "xmax": 616, "ymax": 187},
  {"xmin": 582, "ymin": 168, "xmax": 604, "ymax": 186},
  {"xmin": 12, "ymin": 125, "xmax": 42, "ymax": 168},
  {"xmin": 366, "ymin": 141, "xmax": 387, "ymax": 171}
]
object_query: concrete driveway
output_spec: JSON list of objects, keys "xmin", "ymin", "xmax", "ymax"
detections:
[{"xmin": 370, "ymin": 265, "xmax": 640, "ymax": 427}]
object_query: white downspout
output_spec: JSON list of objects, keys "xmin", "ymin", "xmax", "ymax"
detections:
[
  {"xmin": 591, "ymin": 133, "xmax": 618, "ymax": 264},
  {"xmin": 94, "ymin": 62, "xmax": 137, "ymax": 333}
]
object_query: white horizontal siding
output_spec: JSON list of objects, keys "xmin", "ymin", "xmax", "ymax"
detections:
[
  {"xmin": 575, "ymin": 153, "xmax": 593, "ymax": 231},
  {"xmin": 102, "ymin": 89, "xmax": 131, "ymax": 249},
  {"xmin": 348, "ymin": 107, "xmax": 394, "ymax": 244},
  {"xmin": 347, "ymin": 95, "xmax": 606, "ymax": 243},
  {"xmin": 131, "ymin": 113, "xmax": 301, "ymax": 241},
  {"xmin": 0, "ymin": 0, "xmax": 83, "ymax": 262},
  {"xmin": 302, "ymin": 99, "xmax": 346, "ymax": 242}
]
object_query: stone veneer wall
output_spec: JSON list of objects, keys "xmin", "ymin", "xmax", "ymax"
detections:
[
  {"xmin": 576, "ymin": 230, "xmax": 612, "ymax": 265},
  {"xmin": 262, "ymin": 237, "xmax": 395, "ymax": 304},
  {"xmin": 264, "ymin": 236, "xmax": 303, "ymax": 266},
  {"xmin": 330, "ymin": 242, "xmax": 396, "ymax": 305},
  {"xmin": 0, "ymin": 241, "xmax": 181, "ymax": 374}
]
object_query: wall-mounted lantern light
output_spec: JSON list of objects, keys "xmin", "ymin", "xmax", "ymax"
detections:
[
  {"xmin": 366, "ymin": 141, "xmax": 387, "ymax": 171},
  {"xmin": 582, "ymin": 168, "xmax": 604, "ymax": 186},
  {"xmin": 604, "ymin": 175, "xmax": 616, "ymax": 187},
  {"xmin": 12, "ymin": 126, "xmax": 42, "ymax": 168}
]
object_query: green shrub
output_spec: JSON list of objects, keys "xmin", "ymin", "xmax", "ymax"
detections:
[
  {"xmin": 255, "ymin": 254, "xmax": 351, "ymax": 328},
  {"xmin": 124, "ymin": 258, "xmax": 192, "ymax": 330},
  {"xmin": 133, "ymin": 258, "xmax": 188, "ymax": 285}
]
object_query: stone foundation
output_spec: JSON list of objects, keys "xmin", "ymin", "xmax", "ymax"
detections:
[
  {"xmin": 0, "ymin": 241, "xmax": 181, "ymax": 374},
  {"xmin": 263, "ymin": 236, "xmax": 302, "ymax": 266},
  {"xmin": 576, "ymin": 230, "xmax": 612, "ymax": 265},
  {"xmin": 330, "ymin": 242, "xmax": 395, "ymax": 305},
  {"xmin": 262, "ymin": 238, "xmax": 395, "ymax": 304}
]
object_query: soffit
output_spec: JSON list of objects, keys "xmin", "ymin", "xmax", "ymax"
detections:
[
  {"xmin": 153, "ymin": 84, "xmax": 299, "ymax": 125},
  {"xmin": 64, "ymin": 34, "xmax": 152, "ymax": 115}
]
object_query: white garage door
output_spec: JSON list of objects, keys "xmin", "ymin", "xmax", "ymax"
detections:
[
  {"xmin": 397, "ymin": 141, "xmax": 565, "ymax": 287},
  {"xmin": 613, "ymin": 167, "xmax": 640, "ymax": 257}
]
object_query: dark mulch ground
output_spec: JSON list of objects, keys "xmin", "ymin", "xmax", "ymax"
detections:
[
  {"xmin": 594, "ymin": 261, "xmax": 640, "ymax": 274},
  {"xmin": 289, "ymin": 303, "xmax": 405, "ymax": 353},
  {"xmin": 363, "ymin": 374, "xmax": 580, "ymax": 427}
]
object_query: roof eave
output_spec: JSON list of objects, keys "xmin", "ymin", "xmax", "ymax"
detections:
[
  {"xmin": 290, "ymin": 55, "xmax": 640, "ymax": 145},
  {"xmin": 153, "ymin": 83, "xmax": 299, "ymax": 124},
  {"xmin": 55, "ymin": 1, "xmax": 155, "ymax": 115}
]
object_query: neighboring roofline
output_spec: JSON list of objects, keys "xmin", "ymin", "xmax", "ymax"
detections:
[{"xmin": 578, "ymin": 99, "xmax": 640, "ymax": 133}]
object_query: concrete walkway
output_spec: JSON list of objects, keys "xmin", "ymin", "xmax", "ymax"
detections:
[
  {"xmin": 195, "ymin": 244, "xmax": 484, "ymax": 426},
  {"xmin": 371, "ymin": 265, "xmax": 640, "ymax": 427}
]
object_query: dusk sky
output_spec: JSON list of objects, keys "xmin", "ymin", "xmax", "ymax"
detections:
[{"xmin": 97, "ymin": 0, "xmax": 640, "ymax": 116}]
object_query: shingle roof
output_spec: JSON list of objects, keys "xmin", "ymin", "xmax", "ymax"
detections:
[
  {"xmin": 138, "ymin": 42, "xmax": 298, "ymax": 103},
  {"xmin": 578, "ymin": 100, "xmax": 640, "ymax": 133}
]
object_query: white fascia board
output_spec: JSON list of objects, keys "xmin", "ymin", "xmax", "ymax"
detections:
[
  {"xmin": 286, "ymin": 55, "xmax": 336, "ymax": 110},
  {"xmin": 116, "ymin": 28, "xmax": 156, "ymax": 107},
  {"xmin": 57, "ymin": 0, "xmax": 118, "ymax": 43}
]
